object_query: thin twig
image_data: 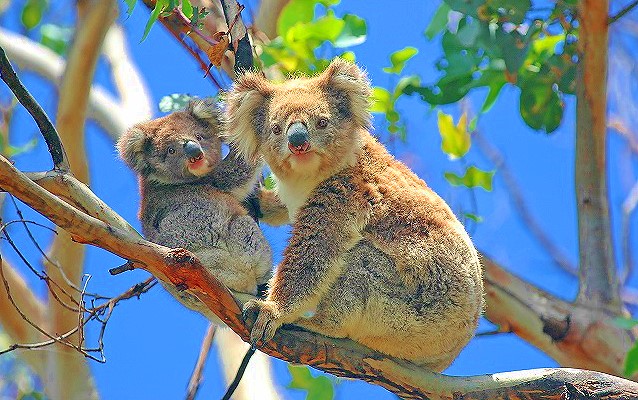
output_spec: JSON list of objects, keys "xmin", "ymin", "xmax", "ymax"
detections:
[
  {"xmin": 474, "ymin": 132, "xmax": 577, "ymax": 276},
  {"xmin": 221, "ymin": 346, "xmax": 256, "ymax": 400},
  {"xmin": 621, "ymin": 180, "xmax": 638, "ymax": 285},
  {"xmin": 220, "ymin": 0, "xmax": 253, "ymax": 73},
  {"xmin": 2, "ymin": 222, "xmax": 80, "ymax": 311},
  {"xmin": 185, "ymin": 323, "xmax": 217, "ymax": 400},
  {"xmin": 609, "ymin": 0, "xmax": 638, "ymax": 24},
  {"xmin": 0, "ymin": 45, "xmax": 69, "ymax": 171}
]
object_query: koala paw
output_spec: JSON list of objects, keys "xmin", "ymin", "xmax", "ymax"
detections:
[{"xmin": 243, "ymin": 299, "xmax": 282, "ymax": 347}]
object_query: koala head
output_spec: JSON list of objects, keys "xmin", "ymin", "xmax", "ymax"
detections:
[
  {"xmin": 224, "ymin": 58, "xmax": 372, "ymax": 179},
  {"xmin": 118, "ymin": 99, "xmax": 223, "ymax": 185}
]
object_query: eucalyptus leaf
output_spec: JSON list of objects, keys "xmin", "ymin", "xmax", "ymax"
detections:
[
  {"xmin": 445, "ymin": 166, "xmax": 495, "ymax": 191},
  {"xmin": 383, "ymin": 47, "xmax": 418, "ymax": 75}
]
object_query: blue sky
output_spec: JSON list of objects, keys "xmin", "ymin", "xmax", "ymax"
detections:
[{"xmin": 1, "ymin": 1, "xmax": 638, "ymax": 399}]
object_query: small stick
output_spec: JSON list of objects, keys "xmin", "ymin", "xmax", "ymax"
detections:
[
  {"xmin": 185, "ymin": 324, "xmax": 216, "ymax": 400},
  {"xmin": 221, "ymin": 346, "xmax": 256, "ymax": 400}
]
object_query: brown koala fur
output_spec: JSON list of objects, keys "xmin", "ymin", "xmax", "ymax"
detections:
[
  {"xmin": 223, "ymin": 59, "xmax": 484, "ymax": 372},
  {"xmin": 117, "ymin": 99, "xmax": 273, "ymax": 320}
]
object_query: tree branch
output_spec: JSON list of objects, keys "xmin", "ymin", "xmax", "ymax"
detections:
[
  {"xmin": 474, "ymin": 132, "xmax": 577, "ymax": 276},
  {"xmin": 186, "ymin": 324, "xmax": 216, "ymax": 400},
  {"xmin": 45, "ymin": 2, "xmax": 116, "ymax": 399},
  {"xmin": 220, "ymin": 0, "xmax": 253, "ymax": 72},
  {"xmin": 0, "ymin": 27, "xmax": 134, "ymax": 140},
  {"xmin": 1, "ymin": 148, "xmax": 637, "ymax": 398},
  {"xmin": 0, "ymin": 47, "xmax": 69, "ymax": 171},
  {"xmin": 481, "ymin": 254, "xmax": 634, "ymax": 377},
  {"xmin": 609, "ymin": 0, "xmax": 638, "ymax": 24},
  {"xmin": 575, "ymin": 0, "xmax": 621, "ymax": 311},
  {"xmin": 103, "ymin": 24, "xmax": 153, "ymax": 126}
]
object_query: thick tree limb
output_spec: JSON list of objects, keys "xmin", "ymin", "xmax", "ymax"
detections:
[
  {"xmin": 481, "ymin": 255, "xmax": 634, "ymax": 378},
  {"xmin": 576, "ymin": 0, "xmax": 621, "ymax": 312},
  {"xmin": 102, "ymin": 24, "xmax": 153, "ymax": 126},
  {"xmin": 45, "ymin": 2, "xmax": 116, "ymax": 399},
  {"xmin": 0, "ymin": 27, "xmax": 134, "ymax": 140}
]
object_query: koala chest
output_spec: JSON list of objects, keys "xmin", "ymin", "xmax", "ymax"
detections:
[{"xmin": 274, "ymin": 175, "xmax": 318, "ymax": 219}]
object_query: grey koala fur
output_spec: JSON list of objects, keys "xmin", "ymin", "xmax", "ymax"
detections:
[{"xmin": 117, "ymin": 99, "xmax": 273, "ymax": 320}]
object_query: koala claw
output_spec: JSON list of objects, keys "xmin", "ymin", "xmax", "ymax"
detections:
[{"xmin": 243, "ymin": 299, "xmax": 282, "ymax": 346}]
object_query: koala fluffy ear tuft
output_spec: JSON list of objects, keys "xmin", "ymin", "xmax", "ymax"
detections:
[
  {"xmin": 320, "ymin": 58, "xmax": 372, "ymax": 130},
  {"xmin": 188, "ymin": 98, "xmax": 221, "ymax": 127},
  {"xmin": 223, "ymin": 71, "xmax": 273, "ymax": 162},
  {"xmin": 117, "ymin": 126, "xmax": 151, "ymax": 173}
]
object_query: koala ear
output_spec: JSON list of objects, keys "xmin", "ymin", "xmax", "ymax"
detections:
[
  {"xmin": 117, "ymin": 126, "xmax": 150, "ymax": 173},
  {"xmin": 223, "ymin": 71, "xmax": 273, "ymax": 162},
  {"xmin": 188, "ymin": 98, "xmax": 221, "ymax": 128},
  {"xmin": 320, "ymin": 58, "xmax": 372, "ymax": 130}
]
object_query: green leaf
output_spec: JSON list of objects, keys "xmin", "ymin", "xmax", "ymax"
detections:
[
  {"xmin": 488, "ymin": 0, "xmax": 531, "ymax": 25},
  {"xmin": 437, "ymin": 111, "xmax": 470, "ymax": 159},
  {"xmin": 21, "ymin": 0, "xmax": 47, "ymax": 30},
  {"xmin": 443, "ymin": 0, "xmax": 483, "ymax": 19},
  {"xmin": 5, "ymin": 138, "xmax": 38, "ymax": 157},
  {"xmin": 40, "ymin": 24, "xmax": 73, "ymax": 56},
  {"xmin": 158, "ymin": 93, "xmax": 194, "ymax": 112},
  {"xmin": 288, "ymin": 365, "xmax": 334, "ymax": 400},
  {"xmin": 125, "ymin": 0, "xmax": 137, "ymax": 16},
  {"xmin": 141, "ymin": 0, "xmax": 168, "ymax": 42},
  {"xmin": 383, "ymin": 47, "xmax": 418, "ymax": 75},
  {"xmin": 277, "ymin": 0, "xmax": 316, "ymax": 37},
  {"xmin": 264, "ymin": 174, "xmax": 276, "ymax": 190},
  {"xmin": 181, "ymin": 0, "xmax": 193, "ymax": 18},
  {"xmin": 445, "ymin": 166, "xmax": 495, "ymax": 191},
  {"xmin": 286, "ymin": 10, "xmax": 344, "ymax": 46},
  {"xmin": 480, "ymin": 76, "xmax": 506, "ymax": 113},
  {"xmin": 519, "ymin": 81, "xmax": 563, "ymax": 133},
  {"xmin": 425, "ymin": 3, "xmax": 450, "ymax": 40},
  {"xmin": 370, "ymin": 87, "xmax": 391, "ymax": 113},
  {"xmin": 333, "ymin": 13, "xmax": 366, "ymax": 48},
  {"xmin": 625, "ymin": 340, "xmax": 638, "ymax": 377},
  {"xmin": 464, "ymin": 212, "xmax": 483, "ymax": 223},
  {"xmin": 289, "ymin": 364, "xmax": 314, "ymax": 389}
]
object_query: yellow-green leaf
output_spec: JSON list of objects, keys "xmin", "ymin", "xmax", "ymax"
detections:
[
  {"xmin": 383, "ymin": 46, "xmax": 418, "ymax": 75},
  {"xmin": 444, "ymin": 166, "xmax": 495, "ymax": 191},
  {"xmin": 370, "ymin": 87, "xmax": 391, "ymax": 113},
  {"xmin": 437, "ymin": 111, "xmax": 470, "ymax": 159}
]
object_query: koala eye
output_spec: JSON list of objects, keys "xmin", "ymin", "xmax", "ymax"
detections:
[
  {"xmin": 195, "ymin": 134, "xmax": 203, "ymax": 141},
  {"xmin": 271, "ymin": 124, "xmax": 282, "ymax": 135},
  {"xmin": 167, "ymin": 146, "xmax": 176, "ymax": 155},
  {"xmin": 316, "ymin": 117, "xmax": 329, "ymax": 129}
]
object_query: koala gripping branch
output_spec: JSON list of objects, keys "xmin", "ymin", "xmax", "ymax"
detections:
[
  {"xmin": 0, "ymin": 154, "xmax": 637, "ymax": 400},
  {"xmin": 1, "ymin": 42, "xmax": 638, "ymax": 400}
]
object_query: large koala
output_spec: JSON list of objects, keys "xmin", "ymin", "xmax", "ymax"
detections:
[{"xmin": 223, "ymin": 59, "xmax": 484, "ymax": 372}]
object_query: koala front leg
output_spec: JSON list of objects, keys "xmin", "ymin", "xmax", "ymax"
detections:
[
  {"xmin": 244, "ymin": 176, "xmax": 367, "ymax": 345},
  {"xmin": 257, "ymin": 187, "xmax": 290, "ymax": 226}
]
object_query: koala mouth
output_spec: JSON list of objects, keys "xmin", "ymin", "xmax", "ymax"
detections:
[
  {"xmin": 187, "ymin": 154, "xmax": 211, "ymax": 176},
  {"xmin": 188, "ymin": 154, "xmax": 204, "ymax": 164},
  {"xmin": 288, "ymin": 142, "xmax": 311, "ymax": 155}
]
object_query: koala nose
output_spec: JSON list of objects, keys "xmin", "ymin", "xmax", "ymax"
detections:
[
  {"xmin": 287, "ymin": 122, "xmax": 309, "ymax": 147},
  {"xmin": 184, "ymin": 141, "xmax": 203, "ymax": 159}
]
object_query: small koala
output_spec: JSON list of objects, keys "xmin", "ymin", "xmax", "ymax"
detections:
[
  {"xmin": 117, "ymin": 99, "xmax": 273, "ymax": 320},
  {"xmin": 224, "ymin": 59, "xmax": 484, "ymax": 372}
]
